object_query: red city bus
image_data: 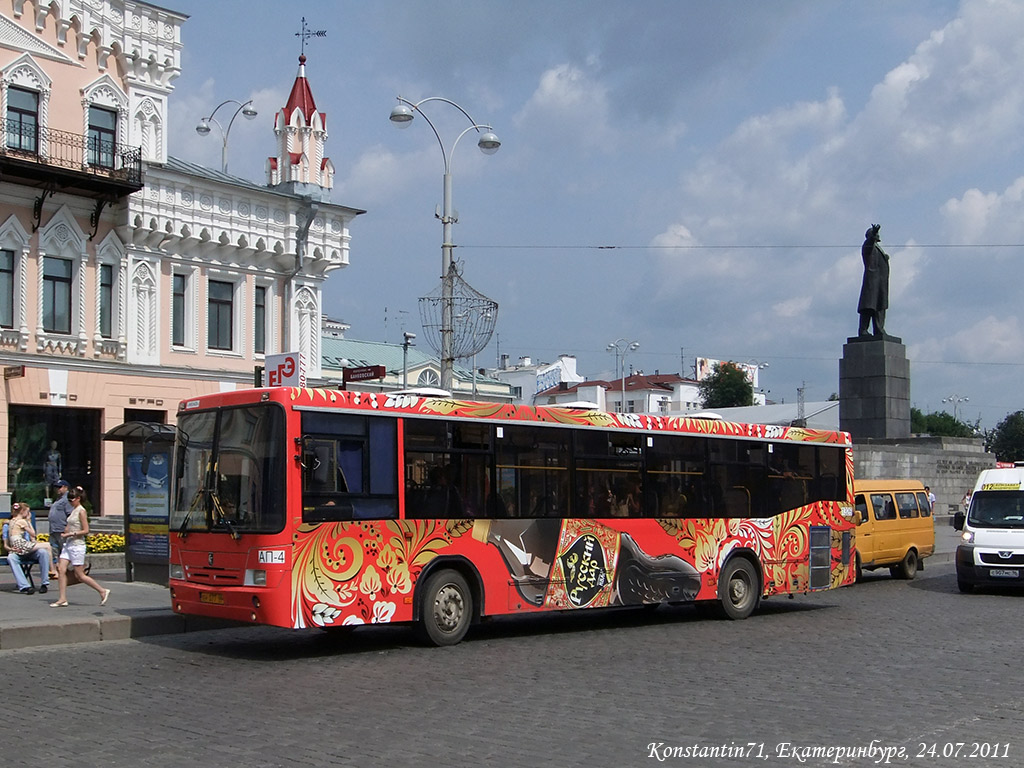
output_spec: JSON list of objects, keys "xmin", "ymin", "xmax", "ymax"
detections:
[{"xmin": 168, "ymin": 387, "xmax": 856, "ymax": 645}]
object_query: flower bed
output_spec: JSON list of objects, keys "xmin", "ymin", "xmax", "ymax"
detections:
[{"xmin": 20, "ymin": 532, "xmax": 127, "ymax": 554}]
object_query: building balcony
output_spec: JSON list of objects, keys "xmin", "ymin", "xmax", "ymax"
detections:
[{"xmin": 0, "ymin": 119, "xmax": 143, "ymax": 199}]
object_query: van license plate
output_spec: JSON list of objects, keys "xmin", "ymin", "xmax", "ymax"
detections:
[
  {"xmin": 990, "ymin": 569, "xmax": 1019, "ymax": 578},
  {"xmin": 199, "ymin": 591, "xmax": 225, "ymax": 604}
]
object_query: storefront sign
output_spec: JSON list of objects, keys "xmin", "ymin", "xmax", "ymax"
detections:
[
  {"xmin": 4, "ymin": 365, "xmax": 25, "ymax": 379},
  {"xmin": 265, "ymin": 352, "xmax": 306, "ymax": 388}
]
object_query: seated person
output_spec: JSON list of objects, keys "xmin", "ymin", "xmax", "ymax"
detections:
[{"xmin": 4, "ymin": 502, "xmax": 53, "ymax": 594}]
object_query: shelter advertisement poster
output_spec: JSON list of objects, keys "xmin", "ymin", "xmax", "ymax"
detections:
[{"xmin": 126, "ymin": 452, "xmax": 170, "ymax": 559}]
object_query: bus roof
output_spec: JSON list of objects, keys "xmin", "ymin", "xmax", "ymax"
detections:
[{"xmin": 179, "ymin": 387, "xmax": 853, "ymax": 447}]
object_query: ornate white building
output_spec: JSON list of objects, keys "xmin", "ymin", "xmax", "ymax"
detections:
[{"xmin": 0, "ymin": 0, "xmax": 362, "ymax": 517}]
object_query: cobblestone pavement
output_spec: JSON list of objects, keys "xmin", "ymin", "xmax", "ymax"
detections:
[{"xmin": 5, "ymin": 562, "xmax": 1019, "ymax": 768}]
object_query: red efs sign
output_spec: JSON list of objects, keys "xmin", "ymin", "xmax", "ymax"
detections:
[{"xmin": 265, "ymin": 352, "xmax": 306, "ymax": 388}]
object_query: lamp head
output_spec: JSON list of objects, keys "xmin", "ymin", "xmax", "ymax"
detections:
[
  {"xmin": 195, "ymin": 119, "xmax": 211, "ymax": 136},
  {"xmin": 477, "ymin": 130, "xmax": 501, "ymax": 155},
  {"xmin": 390, "ymin": 103, "xmax": 415, "ymax": 127},
  {"xmin": 242, "ymin": 103, "xmax": 258, "ymax": 120}
]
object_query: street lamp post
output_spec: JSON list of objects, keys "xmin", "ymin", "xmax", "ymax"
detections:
[
  {"xmin": 607, "ymin": 338, "xmax": 639, "ymax": 413},
  {"xmin": 745, "ymin": 359, "xmax": 769, "ymax": 402},
  {"xmin": 402, "ymin": 331, "xmax": 416, "ymax": 389},
  {"xmin": 389, "ymin": 96, "xmax": 500, "ymax": 393},
  {"xmin": 196, "ymin": 99, "xmax": 258, "ymax": 173},
  {"xmin": 943, "ymin": 394, "xmax": 969, "ymax": 422}
]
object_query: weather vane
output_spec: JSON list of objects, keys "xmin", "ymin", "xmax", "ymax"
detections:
[{"xmin": 295, "ymin": 17, "xmax": 327, "ymax": 58}]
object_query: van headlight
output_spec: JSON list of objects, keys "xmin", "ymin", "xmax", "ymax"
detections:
[{"xmin": 960, "ymin": 530, "xmax": 975, "ymax": 544}]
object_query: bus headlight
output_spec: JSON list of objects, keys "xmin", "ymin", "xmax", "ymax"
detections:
[
  {"xmin": 245, "ymin": 569, "xmax": 267, "ymax": 587},
  {"xmin": 169, "ymin": 564, "xmax": 184, "ymax": 581}
]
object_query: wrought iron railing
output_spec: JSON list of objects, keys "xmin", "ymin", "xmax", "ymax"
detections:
[{"xmin": 0, "ymin": 118, "xmax": 142, "ymax": 187}]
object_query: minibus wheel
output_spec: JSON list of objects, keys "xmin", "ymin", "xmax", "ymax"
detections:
[
  {"xmin": 890, "ymin": 549, "xmax": 918, "ymax": 580},
  {"xmin": 716, "ymin": 557, "xmax": 760, "ymax": 620},
  {"xmin": 416, "ymin": 568, "xmax": 473, "ymax": 646}
]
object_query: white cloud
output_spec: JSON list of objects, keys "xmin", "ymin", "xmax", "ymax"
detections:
[
  {"xmin": 941, "ymin": 176, "xmax": 1024, "ymax": 243},
  {"xmin": 515, "ymin": 64, "xmax": 615, "ymax": 153}
]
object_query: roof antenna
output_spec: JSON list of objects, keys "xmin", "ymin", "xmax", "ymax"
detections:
[{"xmin": 295, "ymin": 16, "xmax": 327, "ymax": 59}]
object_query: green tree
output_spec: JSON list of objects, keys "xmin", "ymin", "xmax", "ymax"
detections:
[
  {"xmin": 911, "ymin": 407, "xmax": 975, "ymax": 438},
  {"xmin": 987, "ymin": 411, "xmax": 1024, "ymax": 462},
  {"xmin": 698, "ymin": 361, "xmax": 754, "ymax": 409}
]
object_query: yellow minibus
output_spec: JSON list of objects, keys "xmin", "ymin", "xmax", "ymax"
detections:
[{"xmin": 853, "ymin": 479, "xmax": 935, "ymax": 580}]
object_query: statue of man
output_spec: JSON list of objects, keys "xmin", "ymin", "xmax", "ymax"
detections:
[{"xmin": 858, "ymin": 224, "xmax": 889, "ymax": 337}]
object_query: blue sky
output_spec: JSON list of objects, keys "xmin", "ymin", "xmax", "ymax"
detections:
[{"xmin": 166, "ymin": 0, "xmax": 1024, "ymax": 429}]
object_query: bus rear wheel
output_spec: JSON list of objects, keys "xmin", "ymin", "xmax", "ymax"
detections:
[
  {"xmin": 417, "ymin": 569, "xmax": 473, "ymax": 646},
  {"xmin": 717, "ymin": 558, "xmax": 760, "ymax": 620}
]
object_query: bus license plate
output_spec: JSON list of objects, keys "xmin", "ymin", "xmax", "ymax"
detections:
[
  {"xmin": 199, "ymin": 591, "xmax": 225, "ymax": 605},
  {"xmin": 990, "ymin": 569, "xmax": 1019, "ymax": 578}
]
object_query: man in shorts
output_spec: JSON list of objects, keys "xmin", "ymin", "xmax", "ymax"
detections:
[{"xmin": 47, "ymin": 479, "xmax": 72, "ymax": 565}]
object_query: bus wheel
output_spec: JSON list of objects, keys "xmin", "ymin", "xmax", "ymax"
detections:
[
  {"xmin": 417, "ymin": 569, "xmax": 473, "ymax": 646},
  {"xmin": 890, "ymin": 550, "xmax": 918, "ymax": 580},
  {"xmin": 717, "ymin": 558, "xmax": 760, "ymax": 620}
]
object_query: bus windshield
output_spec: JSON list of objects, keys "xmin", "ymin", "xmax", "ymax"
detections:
[
  {"xmin": 968, "ymin": 490, "xmax": 1024, "ymax": 528},
  {"xmin": 171, "ymin": 403, "xmax": 286, "ymax": 535}
]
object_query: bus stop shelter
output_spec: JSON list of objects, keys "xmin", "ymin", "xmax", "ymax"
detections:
[{"xmin": 103, "ymin": 421, "xmax": 176, "ymax": 585}]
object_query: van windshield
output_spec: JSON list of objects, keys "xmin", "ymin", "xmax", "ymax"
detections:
[{"xmin": 968, "ymin": 491, "xmax": 1024, "ymax": 528}]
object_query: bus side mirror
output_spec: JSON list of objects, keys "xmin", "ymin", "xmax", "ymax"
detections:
[{"xmin": 953, "ymin": 511, "xmax": 965, "ymax": 531}]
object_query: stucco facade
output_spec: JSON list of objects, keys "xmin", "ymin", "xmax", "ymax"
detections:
[{"xmin": 0, "ymin": 0, "xmax": 361, "ymax": 517}]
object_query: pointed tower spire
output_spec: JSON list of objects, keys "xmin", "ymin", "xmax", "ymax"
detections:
[{"xmin": 267, "ymin": 53, "xmax": 334, "ymax": 196}]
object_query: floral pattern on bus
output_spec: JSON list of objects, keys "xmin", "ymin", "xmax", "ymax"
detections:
[
  {"xmin": 290, "ymin": 519, "xmax": 471, "ymax": 628},
  {"xmin": 658, "ymin": 505, "xmax": 823, "ymax": 597}
]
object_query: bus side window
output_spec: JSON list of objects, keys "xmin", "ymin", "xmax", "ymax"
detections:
[
  {"xmin": 896, "ymin": 492, "xmax": 919, "ymax": 518},
  {"xmin": 915, "ymin": 491, "xmax": 931, "ymax": 517},
  {"xmin": 871, "ymin": 494, "xmax": 896, "ymax": 521},
  {"xmin": 854, "ymin": 494, "xmax": 868, "ymax": 523}
]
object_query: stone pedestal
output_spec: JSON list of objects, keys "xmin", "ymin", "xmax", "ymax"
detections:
[{"xmin": 839, "ymin": 336, "xmax": 910, "ymax": 439}]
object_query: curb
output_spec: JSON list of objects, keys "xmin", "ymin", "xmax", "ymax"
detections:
[{"xmin": 0, "ymin": 611, "xmax": 244, "ymax": 650}]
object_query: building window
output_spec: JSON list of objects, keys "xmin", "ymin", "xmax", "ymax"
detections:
[
  {"xmin": 42, "ymin": 256, "xmax": 72, "ymax": 334},
  {"xmin": 87, "ymin": 106, "xmax": 117, "ymax": 168},
  {"xmin": 172, "ymin": 273, "xmax": 186, "ymax": 347},
  {"xmin": 208, "ymin": 279, "xmax": 233, "ymax": 351},
  {"xmin": 254, "ymin": 285, "xmax": 266, "ymax": 355},
  {"xmin": 99, "ymin": 263, "xmax": 113, "ymax": 338},
  {"xmin": 0, "ymin": 249, "xmax": 14, "ymax": 328},
  {"xmin": 6, "ymin": 87, "xmax": 38, "ymax": 154}
]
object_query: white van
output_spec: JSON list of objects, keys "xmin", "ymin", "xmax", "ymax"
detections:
[{"xmin": 953, "ymin": 466, "xmax": 1024, "ymax": 593}]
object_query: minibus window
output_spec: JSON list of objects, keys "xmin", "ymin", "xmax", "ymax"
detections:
[{"xmin": 871, "ymin": 494, "xmax": 896, "ymax": 521}]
